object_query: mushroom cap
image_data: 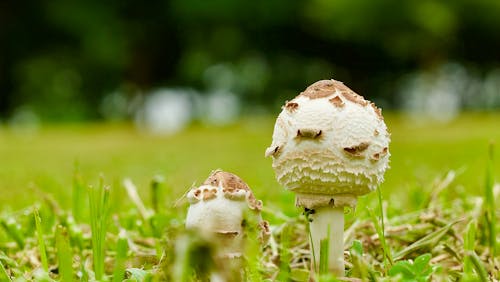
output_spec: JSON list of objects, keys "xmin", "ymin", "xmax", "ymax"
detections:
[
  {"xmin": 185, "ymin": 170, "xmax": 269, "ymax": 245},
  {"xmin": 266, "ymin": 79, "xmax": 390, "ymax": 202}
]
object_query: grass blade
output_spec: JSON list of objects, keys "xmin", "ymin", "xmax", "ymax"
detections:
[
  {"xmin": 123, "ymin": 178, "xmax": 152, "ymax": 221},
  {"xmin": 34, "ymin": 209, "xmax": 48, "ymax": 272},
  {"xmin": 72, "ymin": 163, "xmax": 85, "ymax": 223},
  {"xmin": 112, "ymin": 229, "xmax": 129, "ymax": 282},
  {"xmin": 463, "ymin": 219, "xmax": 477, "ymax": 275},
  {"xmin": 349, "ymin": 240, "xmax": 376, "ymax": 280},
  {"xmin": 367, "ymin": 206, "xmax": 393, "ymax": 271},
  {"xmin": 0, "ymin": 218, "xmax": 25, "ymax": 249},
  {"xmin": 394, "ymin": 219, "xmax": 461, "ymax": 260},
  {"xmin": 484, "ymin": 143, "xmax": 496, "ymax": 256},
  {"xmin": 377, "ymin": 187, "xmax": 393, "ymax": 266},
  {"xmin": 89, "ymin": 177, "xmax": 111, "ymax": 281},
  {"xmin": 0, "ymin": 260, "xmax": 11, "ymax": 282},
  {"xmin": 56, "ymin": 225, "xmax": 73, "ymax": 281},
  {"xmin": 150, "ymin": 175, "xmax": 164, "ymax": 214},
  {"xmin": 319, "ymin": 226, "xmax": 330, "ymax": 276},
  {"xmin": 277, "ymin": 224, "xmax": 292, "ymax": 281},
  {"xmin": 466, "ymin": 251, "xmax": 489, "ymax": 282}
]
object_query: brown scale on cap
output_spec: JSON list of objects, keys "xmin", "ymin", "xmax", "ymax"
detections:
[
  {"xmin": 258, "ymin": 221, "xmax": 271, "ymax": 244},
  {"xmin": 266, "ymin": 145, "xmax": 281, "ymax": 158},
  {"xmin": 204, "ymin": 170, "xmax": 262, "ymax": 211},
  {"xmin": 371, "ymin": 147, "xmax": 388, "ymax": 162},
  {"xmin": 300, "ymin": 79, "xmax": 371, "ymax": 108},
  {"xmin": 296, "ymin": 129, "xmax": 322, "ymax": 139},
  {"xmin": 299, "ymin": 80, "xmax": 338, "ymax": 99},
  {"xmin": 343, "ymin": 142, "xmax": 370, "ymax": 157},
  {"xmin": 329, "ymin": 96, "xmax": 345, "ymax": 107},
  {"xmin": 193, "ymin": 189, "xmax": 201, "ymax": 198},
  {"xmin": 340, "ymin": 88, "xmax": 369, "ymax": 107},
  {"xmin": 202, "ymin": 188, "xmax": 218, "ymax": 200},
  {"xmin": 370, "ymin": 102, "xmax": 384, "ymax": 120},
  {"xmin": 284, "ymin": 101, "xmax": 299, "ymax": 113},
  {"xmin": 374, "ymin": 129, "xmax": 380, "ymax": 136}
]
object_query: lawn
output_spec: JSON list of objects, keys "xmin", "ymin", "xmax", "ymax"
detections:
[
  {"xmin": 1, "ymin": 113, "xmax": 498, "ymax": 212},
  {"xmin": 0, "ymin": 112, "xmax": 498, "ymax": 281}
]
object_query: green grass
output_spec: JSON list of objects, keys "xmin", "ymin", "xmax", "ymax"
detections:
[
  {"xmin": 89, "ymin": 178, "xmax": 110, "ymax": 281},
  {"xmin": 55, "ymin": 225, "xmax": 72, "ymax": 281},
  {"xmin": 0, "ymin": 112, "xmax": 498, "ymax": 280},
  {"xmin": 34, "ymin": 209, "xmax": 48, "ymax": 272},
  {"xmin": 0, "ymin": 113, "xmax": 498, "ymax": 212}
]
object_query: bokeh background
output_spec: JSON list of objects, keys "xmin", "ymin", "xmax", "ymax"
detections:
[{"xmin": 1, "ymin": 0, "xmax": 500, "ymax": 129}]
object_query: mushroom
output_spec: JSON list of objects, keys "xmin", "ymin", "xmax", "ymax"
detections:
[
  {"xmin": 265, "ymin": 79, "xmax": 390, "ymax": 276},
  {"xmin": 185, "ymin": 170, "xmax": 270, "ymax": 277}
]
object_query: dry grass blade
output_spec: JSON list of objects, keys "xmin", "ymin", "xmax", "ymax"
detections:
[
  {"xmin": 123, "ymin": 178, "xmax": 152, "ymax": 221},
  {"xmin": 394, "ymin": 219, "xmax": 462, "ymax": 260}
]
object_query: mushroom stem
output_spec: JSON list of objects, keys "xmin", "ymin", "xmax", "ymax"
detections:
[{"xmin": 309, "ymin": 206, "xmax": 344, "ymax": 277}]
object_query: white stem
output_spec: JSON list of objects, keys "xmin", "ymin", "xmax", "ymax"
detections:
[{"xmin": 309, "ymin": 206, "xmax": 344, "ymax": 277}]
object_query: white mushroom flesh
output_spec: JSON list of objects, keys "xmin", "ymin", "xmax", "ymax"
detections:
[
  {"xmin": 185, "ymin": 170, "xmax": 270, "ymax": 255},
  {"xmin": 186, "ymin": 184, "xmax": 249, "ymax": 234},
  {"xmin": 267, "ymin": 79, "xmax": 390, "ymax": 200}
]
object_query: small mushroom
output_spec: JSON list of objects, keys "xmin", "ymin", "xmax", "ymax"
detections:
[
  {"xmin": 265, "ymin": 79, "xmax": 390, "ymax": 277},
  {"xmin": 185, "ymin": 170, "xmax": 270, "ymax": 262}
]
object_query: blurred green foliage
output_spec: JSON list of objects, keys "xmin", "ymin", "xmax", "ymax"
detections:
[{"xmin": 1, "ymin": 0, "xmax": 500, "ymax": 121}]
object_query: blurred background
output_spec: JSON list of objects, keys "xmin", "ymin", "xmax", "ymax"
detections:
[{"xmin": 1, "ymin": 0, "xmax": 500, "ymax": 132}]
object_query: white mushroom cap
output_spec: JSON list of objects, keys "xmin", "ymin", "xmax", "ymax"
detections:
[
  {"xmin": 266, "ymin": 79, "xmax": 390, "ymax": 208},
  {"xmin": 185, "ymin": 170, "xmax": 270, "ymax": 255}
]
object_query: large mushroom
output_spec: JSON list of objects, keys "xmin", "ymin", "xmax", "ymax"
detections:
[
  {"xmin": 185, "ymin": 170, "xmax": 270, "ymax": 277},
  {"xmin": 265, "ymin": 79, "xmax": 390, "ymax": 276}
]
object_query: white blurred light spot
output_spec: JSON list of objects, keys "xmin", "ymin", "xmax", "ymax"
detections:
[
  {"xmin": 136, "ymin": 89, "xmax": 193, "ymax": 135},
  {"xmin": 399, "ymin": 63, "xmax": 465, "ymax": 123},
  {"xmin": 8, "ymin": 106, "xmax": 40, "ymax": 136},
  {"xmin": 206, "ymin": 91, "xmax": 240, "ymax": 125}
]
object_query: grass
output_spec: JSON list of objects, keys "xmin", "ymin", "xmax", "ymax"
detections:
[
  {"xmin": 0, "ymin": 112, "xmax": 498, "ymax": 280},
  {"xmin": 88, "ymin": 178, "xmax": 110, "ymax": 281},
  {"xmin": 33, "ymin": 209, "xmax": 48, "ymax": 272}
]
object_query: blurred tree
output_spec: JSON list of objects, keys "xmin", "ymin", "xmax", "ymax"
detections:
[{"xmin": 0, "ymin": 0, "xmax": 499, "ymax": 121}]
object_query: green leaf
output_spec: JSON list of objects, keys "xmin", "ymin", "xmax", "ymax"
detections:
[
  {"xmin": 389, "ymin": 261, "xmax": 415, "ymax": 277},
  {"xmin": 290, "ymin": 268, "xmax": 309, "ymax": 281},
  {"xmin": 126, "ymin": 268, "xmax": 152, "ymax": 281},
  {"xmin": 413, "ymin": 253, "xmax": 431, "ymax": 274},
  {"xmin": 351, "ymin": 240, "xmax": 363, "ymax": 256}
]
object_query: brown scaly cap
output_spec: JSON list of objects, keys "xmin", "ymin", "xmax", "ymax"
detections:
[
  {"xmin": 370, "ymin": 102, "xmax": 384, "ymax": 121},
  {"xmin": 343, "ymin": 142, "xmax": 370, "ymax": 157},
  {"xmin": 284, "ymin": 101, "xmax": 299, "ymax": 113},
  {"xmin": 299, "ymin": 80, "xmax": 339, "ymax": 99},
  {"xmin": 203, "ymin": 170, "xmax": 263, "ymax": 211},
  {"xmin": 299, "ymin": 79, "xmax": 369, "ymax": 107}
]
